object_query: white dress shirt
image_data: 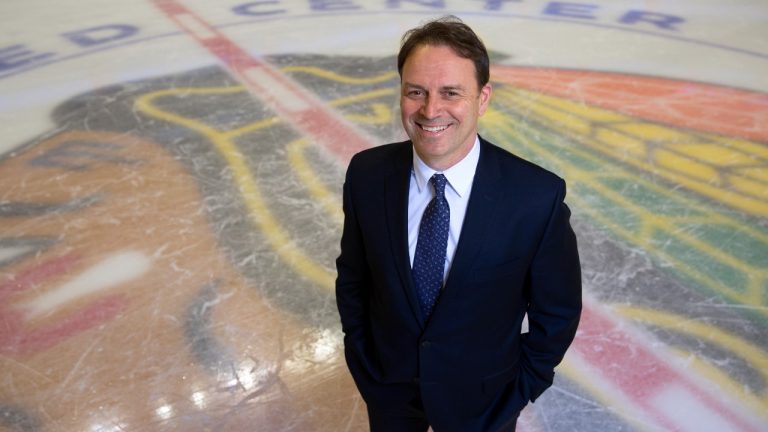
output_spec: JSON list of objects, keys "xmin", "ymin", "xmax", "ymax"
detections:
[{"xmin": 408, "ymin": 136, "xmax": 480, "ymax": 283}]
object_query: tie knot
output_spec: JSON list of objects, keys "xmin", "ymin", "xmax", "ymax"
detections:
[{"xmin": 430, "ymin": 174, "xmax": 447, "ymax": 198}]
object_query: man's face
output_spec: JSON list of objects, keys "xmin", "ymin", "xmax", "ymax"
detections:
[{"xmin": 400, "ymin": 44, "xmax": 491, "ymax": 171}]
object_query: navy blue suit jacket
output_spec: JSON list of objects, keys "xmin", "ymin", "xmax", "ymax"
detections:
[{"xmin": 336, "ymin": 138, "xmax": 581, "ymax": 431}]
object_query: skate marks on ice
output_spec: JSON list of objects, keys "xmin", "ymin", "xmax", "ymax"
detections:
[
  {"xmin": 1, "ymin": 51, "xmax": 767, "ymax": 431},
  {"xmin": 0, "ymin": 65, "xmax": 370, "ymax": 429},
  {"xmin": 486, "ymin": 66, "xmax": 767, "ymax": 430}
]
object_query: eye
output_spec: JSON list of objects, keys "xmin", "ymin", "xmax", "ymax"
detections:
[{"xmin": 407, "ymin": 89, "xmax": 424, "ymax": 97}]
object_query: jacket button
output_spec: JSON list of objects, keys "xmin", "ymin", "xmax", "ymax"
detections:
[{"xmin": 420, "ymin": 341, "xmax": 431, "ymax": 348}]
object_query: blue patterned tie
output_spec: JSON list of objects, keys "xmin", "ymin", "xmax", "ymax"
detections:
[{"xmin": 412, "ymin": 174, "xmax": 450, "ymax": 319}]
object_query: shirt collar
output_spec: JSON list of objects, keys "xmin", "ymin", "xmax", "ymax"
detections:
[{"xmin": 412, "ymin": 136, "xmax": 480, "ymax": 197}]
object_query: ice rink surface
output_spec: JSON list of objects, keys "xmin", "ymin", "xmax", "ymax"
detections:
[{"xmin": 1, "ymin": 1, "xmax": 767, "ymax": 431}]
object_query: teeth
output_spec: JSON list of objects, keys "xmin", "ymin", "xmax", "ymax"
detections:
[{"xmin": 422, "ymin": 125, "xmax": 448, "ymax": 132}]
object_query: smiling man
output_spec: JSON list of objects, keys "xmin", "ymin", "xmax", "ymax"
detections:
[
  {"xmin": 399, "ymin": 41, "xmax": 490, "ymax": 171},
  {"xmin": 336, "ymin": 16, "xmax": 582, "ymax": 432}
]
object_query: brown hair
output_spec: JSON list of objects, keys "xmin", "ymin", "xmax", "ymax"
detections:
[{"xmin": 397, "ymin": 15, "xmax": 490, "ymax": 89}]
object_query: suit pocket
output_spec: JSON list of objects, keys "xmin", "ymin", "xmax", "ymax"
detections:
[
  {"xmin": 481, "ymin": 361, "xmax": 520, "ymax": 397},
  {"xmin": 463, "ymin": 361, "xmax": 521, "ymax": 417}
]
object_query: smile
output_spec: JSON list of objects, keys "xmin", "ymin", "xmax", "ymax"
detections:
[{"xmin": 419, "ymin": 124, "xmax": 450, "ymax": 133}]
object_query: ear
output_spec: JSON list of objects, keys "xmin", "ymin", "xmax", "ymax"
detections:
[{"xmin": 478, "ymin": 83, "xmax": 492, "ymax": 115}]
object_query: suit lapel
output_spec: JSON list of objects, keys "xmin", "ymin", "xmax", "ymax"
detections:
[
  {"xmin": 436, "ymin": 139, "xmax": 504, "ymax": 316},
  {"xmin": 384, "ymin": 142, "xmax": 426, "ymax": 328}
]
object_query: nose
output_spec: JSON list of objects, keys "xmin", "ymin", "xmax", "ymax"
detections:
[{"xmin": 420, "ymin": 94, "xmax": 441, "ymax": 119}]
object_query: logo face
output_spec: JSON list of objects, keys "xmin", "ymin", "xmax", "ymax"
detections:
[{"xmin": 1, "ymin": 2, "xmax": 766, "ymax": 431}]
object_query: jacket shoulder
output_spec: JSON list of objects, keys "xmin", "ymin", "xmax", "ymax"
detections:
[
  {"xmin": 347, "ymin": 140, "xmax": 410, "ymax": 177},
  {"xmin": 350, "ymin": 140, "xmax": 409, "ymax": 165},
  {"xmin": 481, "ymin": 139, "xmax": 565, "ymax": 189}
]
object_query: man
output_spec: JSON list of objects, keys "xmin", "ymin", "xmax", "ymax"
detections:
[{"xmin": 336, "ymin": 16, "xmax": 581, "ymax": 432}]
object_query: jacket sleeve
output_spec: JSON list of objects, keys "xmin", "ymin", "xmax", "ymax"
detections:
[
  {"xmin": 335, "ymin": 159, "xmax": 370, "ymax": 342},
  {"xmin": 336, "ymin": 158, "xmax": 394, "ymax": 401},
  {"xmin": 518, "ymin": 178, "xmax": 582, "ymax": 404}
]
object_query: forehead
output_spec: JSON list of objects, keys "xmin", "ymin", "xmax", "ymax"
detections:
[{"xmin": 401, "ymin": 44, "xmax": 477, "ymax": 84}]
